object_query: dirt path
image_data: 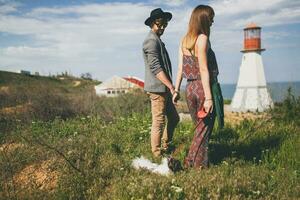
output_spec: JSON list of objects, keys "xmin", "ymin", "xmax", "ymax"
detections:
[
  {"xmin": 13, "ymin": 159, "xmax": 60, "ymax": 191},
  {"xmin": 1, "ymin": 142, "xmax": 60, "ymax": 193},
  {"xmin": 0, "ymin": 86, "xmax": 9, "ymax": 93},
  {"xmin": 73, "ymin": 81, "xmax": 81, "ymax": 87}
]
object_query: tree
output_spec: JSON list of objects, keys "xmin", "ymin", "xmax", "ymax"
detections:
[{"xmin": 81, "ymin": 72, "xmax": 92, "ymax": 80}]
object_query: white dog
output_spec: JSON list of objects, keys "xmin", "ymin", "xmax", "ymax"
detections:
[{"xmin": 132, "ymin": 156, "xmax": 172, "ymax": 176}]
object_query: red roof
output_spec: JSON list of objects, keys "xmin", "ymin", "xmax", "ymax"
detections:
[
  {"xmin": 123, "ymin": 77, "xmax": 144, "ymax": 88},
  {"xmin": 244, "ymin": 22, "xmax": 261, "ymax": 30}
]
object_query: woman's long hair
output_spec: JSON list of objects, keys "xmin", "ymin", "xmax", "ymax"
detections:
[{"xmin": 183, "ymin": 5, "xmax": 214, "ymax": 50}]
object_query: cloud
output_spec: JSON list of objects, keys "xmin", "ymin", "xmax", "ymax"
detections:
[
  {"xmin": 153, "ymin": 0, "xmax": 187, "ymax": 7},
  {"xmin": 0, "ymin": 3, "xmax": 161, "ymax": 79},
  {"xmin": 0, "ymin": 1, "xmax": 299, "ymax": 82},
  {"xmin": 3, "ymin": 46, "xmax": 56, "ymax": 57},
  {"xmin": 211, "ymin": 0, "xmax": 284, "ymax": 16},
  {"xmin": 207, "ymin": 0, "xmax": 300, "ymax": 52},
  {"xmin": 233, "ymin": 7, "xmax": 300, "ymax": 27},
  {"xmin": 0, "ymin": 5, "xmax": 15, "ymax": 14},
  {"xmin": 210, "ymin": 0, "xmax": 300, "ymax": 28},
  {"xmin": 0, "ymin": 1, "xmax": 20, "ymax": 14}
]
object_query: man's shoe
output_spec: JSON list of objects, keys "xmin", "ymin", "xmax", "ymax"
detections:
[{"xmin": 162, "ymin": 144, "xmax": 175, "ymax": 155}]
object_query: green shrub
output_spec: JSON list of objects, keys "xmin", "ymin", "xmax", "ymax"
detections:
[{"xmin": 270, "ymin": 87, "xmax": 300, "ymax": 124}]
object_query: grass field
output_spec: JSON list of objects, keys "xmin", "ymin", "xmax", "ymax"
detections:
[{"xmin": 0, "ymin": 71, "xmax": 299, "ymax": 199}]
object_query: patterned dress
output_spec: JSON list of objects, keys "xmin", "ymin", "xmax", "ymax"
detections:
[{"xmin": 182, "ymin": 43, "xmax": 219, "ymax": 168}]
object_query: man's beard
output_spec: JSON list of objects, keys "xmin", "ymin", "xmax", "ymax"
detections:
[{"xmin": 157, "ymin": 29, "xmax": 164, "ymax": 36}]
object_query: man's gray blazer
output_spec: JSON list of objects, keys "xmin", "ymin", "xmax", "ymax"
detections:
[{"xmin": 143, "ymin": 30, "xmax": 172, "ymax": 93}]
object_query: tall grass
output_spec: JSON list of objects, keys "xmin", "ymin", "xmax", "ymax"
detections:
[{"xmin": 0, "ymin": 73, "xmax": 299, "ymax": 199}]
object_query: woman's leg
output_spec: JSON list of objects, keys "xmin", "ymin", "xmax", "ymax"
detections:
[
  {"xmin": 184, "ymin": 81, "xmax": 201, "ymax": 167},
  {"xmin": 185, "ymin": 82, "xmax": 198, "ymax": 124},
  {"xmin": 193, "ymin": 115, "xmax": 215, "ymax": 168},
  {"xmin": 184, "ymin": 80, "xmax": 215, "ymax": 168}
]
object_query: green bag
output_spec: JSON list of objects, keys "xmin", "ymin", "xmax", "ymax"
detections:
[{"xmin": 211, "ymin": 78, "xmax": 224, "ymax": 129}]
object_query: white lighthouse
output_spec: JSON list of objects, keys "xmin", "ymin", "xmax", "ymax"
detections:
[{"xmin": 230, "ymin": 23, "xmax": 273, "ymax": 112}]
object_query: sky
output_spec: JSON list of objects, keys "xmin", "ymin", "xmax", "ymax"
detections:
[{"xmin": 0, "ymin": 0, "xmax": 300, "ymax": 84}]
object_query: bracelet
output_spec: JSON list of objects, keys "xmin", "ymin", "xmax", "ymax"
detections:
[{"xmin": 205, "ymin": 98, "xmax": 212, "ymax": 101}]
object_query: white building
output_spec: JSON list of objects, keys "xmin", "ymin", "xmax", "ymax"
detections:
[
  {"xmin": 17, "ymin": 70, "xmax": 31, "ymax": 75},
  {"xmin": 95, "ymin": 75, "xmax": 144, "ymax": 97},
  {"xmin": 230, "ymin": 23, "xmax": 273, "ymax": 112}
]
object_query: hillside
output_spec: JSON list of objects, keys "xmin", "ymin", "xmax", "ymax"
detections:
[
  {"xmin": 0, "ymin": 70, "xmax": 299, "ymax": 199},
  {"xmin": 0, "ymin": 70, "xmax": 99, "ymax": 106}
]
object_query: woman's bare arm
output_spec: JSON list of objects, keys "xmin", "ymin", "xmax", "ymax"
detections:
[
  {"xmin": 173, "ymin": 38, "xmax": 184, "ymax": 104},
  {"xmin": 196, "ymin": 34, "xmax": 213, "ymax": 112}
]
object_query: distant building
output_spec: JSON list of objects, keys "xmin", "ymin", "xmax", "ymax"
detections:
[
  {"xmin": 95, "ymin": 75, "xmax": 144, "ymax": 97},
  {"xmin": 124, "ymin": 76, "xmax": 144, "ymax": 88},
  {"xmin": 18, "ymin": 70, "xmax": 31, "ymax": 75}
]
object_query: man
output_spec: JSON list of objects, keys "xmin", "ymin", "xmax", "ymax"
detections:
[{"xmin": 143, "ymin": 8, "xmax": 179, "ymax": 157}]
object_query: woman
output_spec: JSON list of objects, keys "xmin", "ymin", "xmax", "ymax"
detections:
[{"xmin": 173, "ymin": 5, "xmax": 219, "ymax": 168}]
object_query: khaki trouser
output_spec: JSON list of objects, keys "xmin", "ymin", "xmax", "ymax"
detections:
[{"xmin": 148, "ymin": 91, "xmax": 179, "ymax": 157}]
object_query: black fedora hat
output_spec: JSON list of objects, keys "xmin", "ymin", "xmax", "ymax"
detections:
[{"xmin": 144, "ymin": 8, "xmax": 172, "ymax": 26}]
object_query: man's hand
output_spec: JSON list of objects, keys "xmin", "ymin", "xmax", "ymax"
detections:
[{"xmin": 155, "ymin": 71, "xmax": 174, "ymax": 94}]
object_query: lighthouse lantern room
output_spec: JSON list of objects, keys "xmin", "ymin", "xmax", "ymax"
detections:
[{"xmin": 242, "ymin": 23, "xmax": 265, "ymax": 52}]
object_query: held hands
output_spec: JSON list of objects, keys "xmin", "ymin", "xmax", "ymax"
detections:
[
  {"xmin": 172, "ymin": 91, "xmax": 180, "ymax": 105},
  {"xmin": 170, "ymin": 87, "xmax": 180, "ymax": 105}
]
